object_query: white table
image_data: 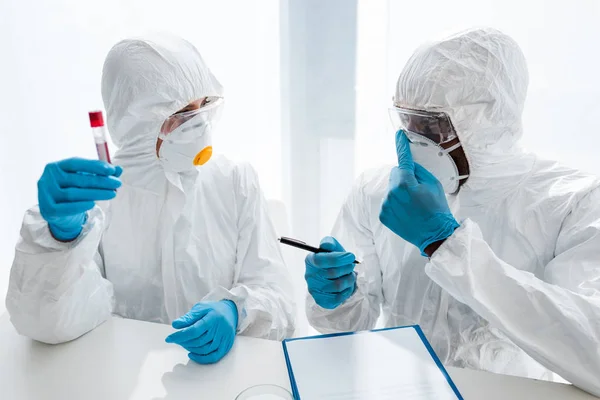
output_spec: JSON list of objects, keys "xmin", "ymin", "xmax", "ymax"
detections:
[{"xmin": 1, "ymin": 314, "xmax": 597, "ymax": 400}]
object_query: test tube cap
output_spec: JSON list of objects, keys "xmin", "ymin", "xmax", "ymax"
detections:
[{"xmin": 89, "ymin": 111, "xmax": 105, "ymax": 128}]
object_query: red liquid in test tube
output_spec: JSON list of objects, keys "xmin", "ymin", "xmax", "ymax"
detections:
[
  {"xmin": 88, "ymin": 110, "xmax": 112, "ymax": 164},
  {"xmin": 96, "ymin": 142, "xmax": 111, "ymax": 163}
]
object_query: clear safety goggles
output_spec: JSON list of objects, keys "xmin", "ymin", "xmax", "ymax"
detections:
[
  {"xmin": 388, "ymin": 106, "xmax": 457, "ymax": 145},
  {"xmin": 160, "ymin": 96, "xmax": 223, "ymax": 136}
]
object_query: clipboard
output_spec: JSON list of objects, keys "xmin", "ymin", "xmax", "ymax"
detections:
[{"xmin": 282, "ymin": 325, "xmax": 463, "ymax": 400}]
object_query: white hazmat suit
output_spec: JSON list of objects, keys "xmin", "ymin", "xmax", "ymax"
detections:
[
  {"xmin": 307, "ymin": 28, "xmax": 600, "ymax": 396},
  {"xmin": 7, "ymin": 35, "xmax": 296, "ymax": 344}
]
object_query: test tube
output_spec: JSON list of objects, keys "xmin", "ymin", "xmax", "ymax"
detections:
[{"xmin": 88, "ymin": 110, "xmax": 111, "ymax": 164}]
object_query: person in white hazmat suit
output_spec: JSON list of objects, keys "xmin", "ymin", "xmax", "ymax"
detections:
[
  {"xmin": 6, "ymin": 34, "xmax": 296, "ymax": 364},
  {"xmin": 304, "ymin": 28, "xmax": 600, "ymax": 395}
]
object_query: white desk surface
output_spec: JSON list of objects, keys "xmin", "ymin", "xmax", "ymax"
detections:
[{"xmin": 0, "ymin": 313, "xmax": 597, "ymax": 400}]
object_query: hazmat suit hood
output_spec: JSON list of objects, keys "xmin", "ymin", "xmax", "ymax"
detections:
[
  {"xmin": 101, "ymin": 34, "xmax": 224, "ymax": 189},
  {"xmin": 395, "ymin": 28, "xmax": 535, "ymax": 205}
]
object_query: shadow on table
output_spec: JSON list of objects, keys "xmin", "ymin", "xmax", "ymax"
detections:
[
  {"xmin": 152, "ymin": 360, "xmax": 245, "ymax": 400},
  {"xmin": 152, "ymin": 361, "xmax": 197, "ymax": 400},
  {"xmin": 152, "ymin": 356, "xmax": 257, "ymax": 400},
  {"xmin": 152, "ymin": 334, "xmax": 293, "ymax": 400}
]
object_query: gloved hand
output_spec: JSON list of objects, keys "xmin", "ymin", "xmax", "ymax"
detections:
[
  {"xmin": 165, "ymin": 300, "xmax": 238, "ymax": 364},
  {"xmin": 379, "ymin": 131, "xmax": 459, "ymax": 256},
  {"xmin": 38, "ymin": 158, "xmax": 123, "ymax": 242},
  {"xmin": 305, "ymin": 237, "xmax": 357, "ymax": 310}
]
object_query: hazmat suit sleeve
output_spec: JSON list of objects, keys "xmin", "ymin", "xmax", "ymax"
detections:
[
  {"xmin": 202, "ymin": 164, "xmax": 296, "ymax": 340},
  {"xmin": 306, "ymin": 176, "xmax": 384, "ymax": 333},
  {"xmin": 425, "ymin": 188, "xmax": 600, "ymax": 396},
  {"xmin": 5, "ymin": 206, "xmax": 113, "ymax": 344}
]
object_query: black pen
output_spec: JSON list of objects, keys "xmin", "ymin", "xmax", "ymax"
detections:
[{"xmin": 278, "ymin": 236, "xmax": 361, "ymax": 264}]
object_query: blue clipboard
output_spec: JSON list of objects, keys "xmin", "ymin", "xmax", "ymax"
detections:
[{"xmin": 282, "ymin": 325, "xmax": 463, "ymax": 400}]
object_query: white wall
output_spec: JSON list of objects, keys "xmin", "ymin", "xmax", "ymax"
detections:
[
  {"xmin": 0, "ymin": 0, "xmax": 281, "ymax": 311},
  {"xmin": 356, "ymin": 0, "xmax": 600, "ymax": 178}
]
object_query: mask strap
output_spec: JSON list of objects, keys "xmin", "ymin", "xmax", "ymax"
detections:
[
  {"xmin": 444, "ymin": 142, "xmax": 462, "ymax": 153},
  {"xmin": 444, "ymin": 142, "xmax": 469, "ymax": 181}
]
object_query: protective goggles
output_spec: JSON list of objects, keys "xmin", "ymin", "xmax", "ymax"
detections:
[
  {"xmin": 388, "ymin": 106, "xmax": 457, "ymax": 145},
  {"xmin": 160, "ymin": 96, "xmax": 223, "ymax": 136}
]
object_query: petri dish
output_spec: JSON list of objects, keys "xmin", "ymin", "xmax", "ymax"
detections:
[{"xmin": 235, "ymin": 384, "xmax": 293, "ymax": 400}]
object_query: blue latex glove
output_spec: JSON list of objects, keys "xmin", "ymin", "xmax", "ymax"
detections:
[
  {"xmin": 379, "ymin": 131, "xmax": 459, "ymax": 256},
  {"xmin": 305, "ymin": 237, "xmax": 357, "ymax": 310},
  {"xmin": 165, "ymin": 300, "xmax": 239, "ymax": 364},
  {"xmin": 38, "ymin": 158, "xmax": 122, "ymax": 241}
]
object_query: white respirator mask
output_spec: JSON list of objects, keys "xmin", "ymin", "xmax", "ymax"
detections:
[
  {"xmin": 389, "ymin": 105, "xmax": 469, "ymax": 194},
  {"xmin": 158, "ymin": 97, "xmax": 223, "ymax": 173},
  {"xmin": 405, "ymin": 132, "xmax": 468, "ymax": 194}
]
